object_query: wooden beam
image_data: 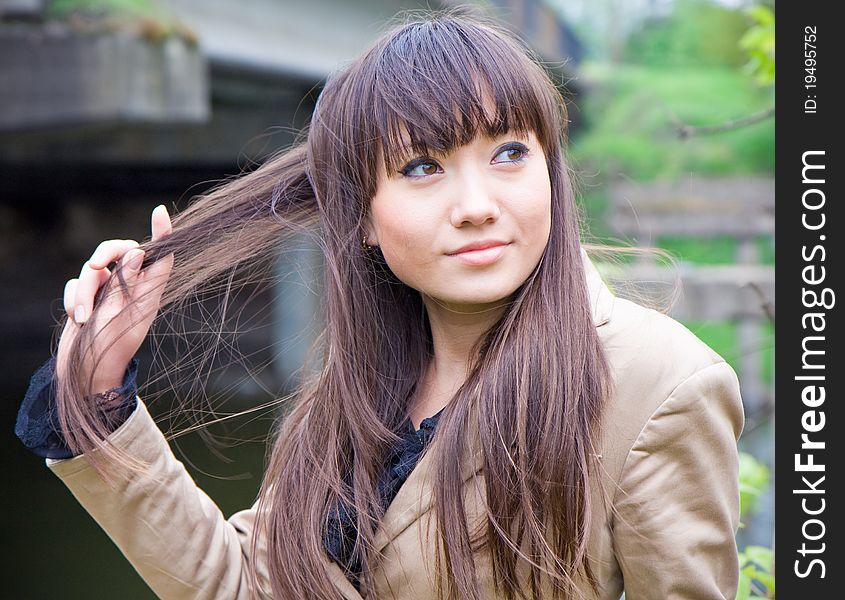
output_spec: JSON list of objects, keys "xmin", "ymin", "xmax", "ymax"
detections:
[{"xmin": 603, "ymin": 264, "xmax": 775, "ymax": 322}]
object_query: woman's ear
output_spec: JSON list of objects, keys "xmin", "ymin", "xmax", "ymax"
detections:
[{"xmin": 363, "ymin": 212, "xmax": 380, "ymax": 247}]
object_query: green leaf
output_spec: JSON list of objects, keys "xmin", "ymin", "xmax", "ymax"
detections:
[
  {"xmin": 740, "ymin": 29, "xmax": 767, "ymax": 50},
  {"xmin": 738, "ymin": 452, "xmax": 770, "ymax": 516},
  {"xmin": 738, "ymin": 545, "xmax": 775, "ymax": 597},
  {"xmin": 735, "ymin": 571, "xmax": 752, "ymax": 600},
  {"xmin": 747, "ymin": 5, "xmax": 775, "ymax": 27},
  {"xmin": 744, "ymin": 545, "xmax": 774, "ymax": 568},
  {"xmin": 738, "ymin": 4, "xmax": 775, "ymax": 85},
  {"xmin": 754, "ymin": 570, "xmax": 776, "ymax": 592}
]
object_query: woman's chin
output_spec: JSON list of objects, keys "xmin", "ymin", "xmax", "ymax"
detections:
[{"xmin": 421, "ymin": 290, "xmax": 516, "ymax": 314}]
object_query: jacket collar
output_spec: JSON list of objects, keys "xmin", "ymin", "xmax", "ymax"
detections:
[
  {"xmin": 582, "ymin": 246, "xmax": 614, "ymax": 328},
  {"xmin": 325, "ymin": 247, "xmax": 616, "ymax": 596},
  {"xmin": 372, "ymin": 247, "xmax": 615, "ymax": 545}
]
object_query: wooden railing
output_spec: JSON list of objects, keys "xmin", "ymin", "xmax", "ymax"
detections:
[{"xmin": 605, "ymin": 176, "xmax": 775, "ymax": 417}]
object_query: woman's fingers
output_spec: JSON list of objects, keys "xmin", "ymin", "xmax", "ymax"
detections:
[
  {"xmin": 73, "ymin": 241, "xmax": 146, "ymax": 324},
  {"xmin": 133, "ymin": 253, "xmax": 173, "ymax": 312},
  {"xmin": 135, "ymin": 204, "xmax": 174, "ymax": 309},
  {"xmin": 121, "ymin": 248, "xmax": 145, "ymax": 271},
  {"xmin": 72, "ymin": 261, "xmax": 111, "ymax": 324},
  {"xmin": 63, "ymin": 278, "xmax": 78, "ymax": 321},
  {"xmin": 56, "ymin": 206, "xmax": 174, "ymax": 391},
  {"xmin": 88, "ymin": 239, "xmax": 140, "ymax": 269},
  {"xmin": 151, "ymin": 205, "xmax": 172, "ymax": 241},
  {"xmin": 73, "ymin": 239, "xmax": 138, "ymax": 324},
  {"xmin": 64, "ymin": 206, "xmax": 172, "ymax": 326}
]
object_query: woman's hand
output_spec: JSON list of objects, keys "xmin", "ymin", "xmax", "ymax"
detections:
[{"xmin": 56, "ymin": 205, "xmax": 174, "ymax": 395}]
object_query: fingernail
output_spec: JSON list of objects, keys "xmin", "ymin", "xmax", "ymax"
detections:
[
  {"xmin": 126, "ymin": 250, "xmax": 144, "ymax": 270},
  {"xmin": 74, "ymin": 305, "xmax": 86, "ymax": 324}
]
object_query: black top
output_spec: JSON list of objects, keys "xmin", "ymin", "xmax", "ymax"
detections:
[
  {"xmin": 323, "ymin": 405, "xmax": 445, "ymax": 591},
  {"xmin": 15, "ymin": 357, "xmax": 444, "ymax": 591},
  {"xmin": 15, "ymin": 356, "xmax": 139, "ymax": 460}
]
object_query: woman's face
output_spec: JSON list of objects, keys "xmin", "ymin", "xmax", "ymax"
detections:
[{"xmin": 365, "ymin": 130, "xmax": 552, "ymax": 312}]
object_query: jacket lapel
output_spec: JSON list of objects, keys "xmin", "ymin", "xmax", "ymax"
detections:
[
  {"xmin": 370, "ymin": 247, "xmax": 615, "ymax": 555},
  {"xmin": 325, "ymin": 561, "xmax": 366, "ymax": 600},
  {"xmin": 581, "ymin": 246, "xmax": 615, "ymax": 328}
]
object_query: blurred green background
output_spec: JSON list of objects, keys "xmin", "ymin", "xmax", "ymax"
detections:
[{"xmin": 3, "ymin": 0, "xmax": 774, "ymax": 597}]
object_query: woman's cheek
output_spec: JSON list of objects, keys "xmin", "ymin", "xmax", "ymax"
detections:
[{"xmin": 378, "ymin": 242, "xmax": 422, "ymax": 289}]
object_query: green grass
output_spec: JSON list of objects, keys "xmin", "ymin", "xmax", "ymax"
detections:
[
  {"xmin": 569, "ymin": 62, "xmax": 774, "ymax": 181},
  {"xmin": 657, "ymin": 236, "xmax": 739, "ymax": 264},
  {"xmin": 655, "ymin": 235, "xmax": 774, "ymax": 267}
]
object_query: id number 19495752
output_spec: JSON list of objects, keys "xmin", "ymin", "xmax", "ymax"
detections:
[{"xmin": 804, "ymin": 26, "xmax": 818, "ymax": 113}]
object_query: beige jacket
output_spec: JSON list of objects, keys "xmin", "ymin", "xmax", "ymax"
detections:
[{"xmin": 48, "ymin": 250, "xmax": 745, "ymax": 599}]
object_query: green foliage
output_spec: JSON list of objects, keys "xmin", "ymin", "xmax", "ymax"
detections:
[
  {"xmin": 570, "ymin": 63, "xmax": 774, "ymax": 180},
  {"xmin": 739, "ymin": 4, "xmax": 775, "ymax": 85},
  {"xmin": 684, "ymin": 321, "xmax": 739, "ymax": 374},
  {"xmin": 737, "ymin": 545, "xmax": 775, "ymax": 599},
  {"xmin": 624, "ymin": 0, "xmax": 748, "ymax": 68},
  {"xmin": 738, "ymin": 452, "xmax": 771, "ymax": 518},
  {"xmin": 46, "ymin": 0, "xmax": 159, "ymax": 19},
  {"xmin": 657, "ymin": 236, "xmax": 739, "ymax": 265},
  {"xmin": 734, "ymin": 453, "xmax": 774, "ymax": 599},
  {"xmin": 759, "ymin": 320, "xmax": 774, "ymax": 389},
  {"xmin": 756, "ymin": 234, "xmax": 775, "ymax": 265},
  {"xmin": 675, "ymin": 319, "xmax": 773, "ymax": 387},
  {"xmin": 44, "ymin": 0, "xmax": 196, "ymax": 43},
  {"xmin": 581, "ymin": 9, "xmax": 776, "ymax": 595}
]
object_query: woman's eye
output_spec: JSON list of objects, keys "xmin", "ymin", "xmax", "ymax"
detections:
[
  {"xmin": 399, "ymin": 159, "xmax": 442, "ymax": 178},
  {"xmin": 398, "ymin": 143, "xmax": 528, "ymax": 177},
  {"xmin": 492, "ymin": 143, "xmax": 529, "ymax": 164}
]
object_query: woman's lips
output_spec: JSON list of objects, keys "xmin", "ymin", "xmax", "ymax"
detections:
[{"xmin": 448, "ymin": 243, "xmax": 509, "ymax": 266}]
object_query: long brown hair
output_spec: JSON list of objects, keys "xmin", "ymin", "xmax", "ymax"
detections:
[{"xmin": 56, "ymin": 11, "xmax": 613, "ymax": 600}]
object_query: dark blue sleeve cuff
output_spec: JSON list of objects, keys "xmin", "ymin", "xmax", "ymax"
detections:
[{"xmin": 14, "ymin": 357, "xmax": 139, "ymax": 460}]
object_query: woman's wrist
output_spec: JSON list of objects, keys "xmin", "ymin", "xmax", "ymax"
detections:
[
  {"xmin": 88, "ymin": 358, "xmax": 134, "ymax": 396},
  {"xmin": 16, "ymin": 356, "xmax": 140, "ymax": 459},
  {"xmin": 85, "ymin": 387, "xmax": 128, "ymax": 409},
  {"xmin": 88, "ymin": 379, "xmax": 125, "ymax": 397}
]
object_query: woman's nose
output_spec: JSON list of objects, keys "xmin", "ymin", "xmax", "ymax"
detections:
[{"xmin": 449, "ymin": 172, "xmax": 502, "ymax": 227}]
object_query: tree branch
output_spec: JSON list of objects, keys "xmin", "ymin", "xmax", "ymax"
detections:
[{"xmin": 670, "ymin": 106, "xmax": 775, "ymax": 138}]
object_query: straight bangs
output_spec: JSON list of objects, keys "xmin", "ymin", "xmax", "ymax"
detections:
[{"xmin": 366, "ymin": 18, "xmax": 565, "ymax": 175}]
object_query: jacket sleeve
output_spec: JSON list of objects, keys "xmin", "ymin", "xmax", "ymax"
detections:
[
  {"xmin": 15, "ymin": 356, "xmax": 139, "ymax": 459},
  {"xmin": 610, "ymin": 360, "xmax": 745, "ymax": 599},
  {"xmin": 46, "ymin": 399, "xmax": 271, "ymax": 600}
]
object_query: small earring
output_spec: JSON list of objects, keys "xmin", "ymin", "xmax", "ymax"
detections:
[{"xmin": 362, "ymin": 235, "xmax": 371, "ymax": 251}]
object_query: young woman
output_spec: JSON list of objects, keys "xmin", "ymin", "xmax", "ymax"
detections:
[{"xmin": 17, "ymin": 12, "xmax": 744, "ymax": 600}]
